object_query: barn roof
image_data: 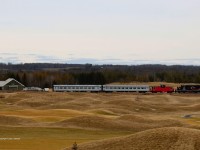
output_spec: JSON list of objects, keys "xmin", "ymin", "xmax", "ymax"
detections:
[{"xmin": 0, "ymin": 78, "xmax": 24, "ymax": 87}]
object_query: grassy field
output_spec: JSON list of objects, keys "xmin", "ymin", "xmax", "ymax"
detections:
[
  {"xmin": 0, "ymin": 91, "xmax": 200, "ymax": 150},
  {"xmin": 0, "ymin": 126, "xmax": 131, "ymax": 150}
]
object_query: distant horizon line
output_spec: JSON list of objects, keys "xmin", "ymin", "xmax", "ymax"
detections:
[
  {"xmin": 0, "ymin": 62, "xmax": 199, "ymax": 67},
  {"xmin": 0, "ymin": 53, "xmax": 199, "ymax": 66}
]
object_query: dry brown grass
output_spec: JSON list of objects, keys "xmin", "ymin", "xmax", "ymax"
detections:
[
  {"xmin": 0, "ymin": 115, "xmax": 35, "ymax": 126},
  {"xmin": 65, "ymin": 127, "xmax": 200, "ymax": 150},
  {"xmin": 0, "ymin": 95, "xmax": 5, "ymax": 99},
  {"xmin": 0, "ymin": 91, "xmax": 200, "ymax": 150},
  {"xmin": 54, "ymin": 114, "xmax": 184, "ymax": 133}
]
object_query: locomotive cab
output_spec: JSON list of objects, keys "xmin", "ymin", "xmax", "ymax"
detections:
[{"xmin": 150, "ymin": 85, "xmax": 174, "ymax": 93}]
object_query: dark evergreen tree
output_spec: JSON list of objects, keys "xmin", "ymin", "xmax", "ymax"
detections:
[{"xmin": 22, "ymin": 73, "xmax": 27, "ymax": 86}]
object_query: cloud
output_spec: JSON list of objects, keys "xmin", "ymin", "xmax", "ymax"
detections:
[
  {"xmin": 0, "ymin": 53, "xmax": 200, "ymax": 66},
  {"xmin": 0, "ymin": 53, "xmax": 199, "ymax": 66}
]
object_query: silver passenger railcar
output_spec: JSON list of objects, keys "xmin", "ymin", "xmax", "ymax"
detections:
[
  {"xmin": 53, "ymin": 85, "xmax": 102, "ymax": 92},
  {"xmin": 103, "ymin": 85, "xmax": 150, "ymax": 92}
]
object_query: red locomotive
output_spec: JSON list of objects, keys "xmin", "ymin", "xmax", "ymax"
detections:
[{"xmin": 151, "ymin": 85, "xmax": 174, "ymax": 93}]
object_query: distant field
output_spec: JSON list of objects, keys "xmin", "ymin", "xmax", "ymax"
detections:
[{"xmin": 0, "ymin": 91, "xmax": 200, "ymax": 150}]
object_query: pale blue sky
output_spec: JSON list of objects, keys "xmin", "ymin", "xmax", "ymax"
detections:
[{"xmin": 0, "ymin": 0, "xmax": 200, "ymax": 65}]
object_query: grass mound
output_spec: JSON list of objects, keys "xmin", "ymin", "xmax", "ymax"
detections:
[
  {"xmin": 118, "ymin": 114, "xmax": 182, "ymax": 125},
  {"xmin": 54, "ymin": 115, "xmax": 127, "ymax": 130},
  {"xmin": 0, "ymin": 115, "xmax": 35, "ymax": 126},
  {"xmin": 65, "ymin": 127, "xmax": 200, "ymax": 150},
  {"xmin": 54, "ymin": 114, "xmax": 183, "ymax": 132},
  {"xmin": 87, "ymin": 109, "xmax": 117, "ymax": 116}
]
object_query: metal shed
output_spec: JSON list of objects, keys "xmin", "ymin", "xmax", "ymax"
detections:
[{"xmin": 0, "ymin": 78, "xmax": 25, "ymax": 91}]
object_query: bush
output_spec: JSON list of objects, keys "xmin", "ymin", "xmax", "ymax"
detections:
[{"xmin": 0, "ymin": 95, "xmax": 5, "ymax": 99}]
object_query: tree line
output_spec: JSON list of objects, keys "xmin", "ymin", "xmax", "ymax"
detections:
[{"xmin": 0, "ymin": 63, "xmax": 200, "ymax": 88}]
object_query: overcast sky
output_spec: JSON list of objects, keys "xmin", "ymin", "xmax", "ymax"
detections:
[{"xmin": 0, "ymin": 0, "xmax": 200, "ymax": 65}]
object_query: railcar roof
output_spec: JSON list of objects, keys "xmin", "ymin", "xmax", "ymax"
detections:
[
  {"xmin": 54, "ymin": 85, "xmax": 102, "ymax": 86},
  {"xmin": 103, "ymin": 85, "xmax": 149, "ymax": 87}
]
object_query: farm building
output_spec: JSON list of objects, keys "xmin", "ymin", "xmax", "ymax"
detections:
[{"xmin": 0, "ymin": 78, "xmax": 25, "ymax": 91}]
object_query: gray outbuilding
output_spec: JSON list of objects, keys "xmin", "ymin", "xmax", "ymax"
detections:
[{"xmin": 0, "ymin": 78, "xmax": 25, "ymax": 91}]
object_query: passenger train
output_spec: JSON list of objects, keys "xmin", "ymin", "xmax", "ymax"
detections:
[{"xmin": 53, "ymin": 84, "xmax": 200, "ymax": 93}]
